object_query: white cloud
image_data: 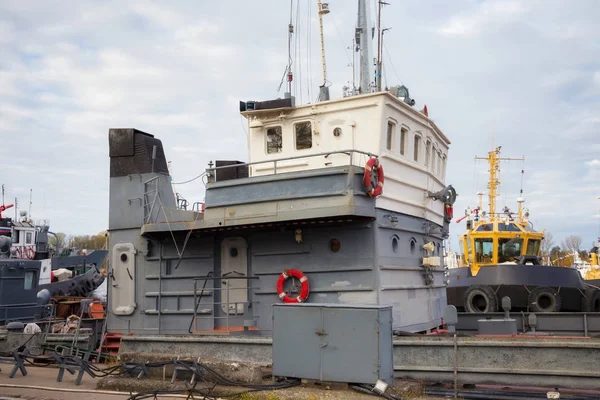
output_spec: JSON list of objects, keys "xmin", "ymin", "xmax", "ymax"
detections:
[
  {"xmin": 586, "ymin": 159, "xmax": 600, "ymax": 168},
  {"xmin": 438, "ymin": 0, "xmax": 527, "ymax": 36}
]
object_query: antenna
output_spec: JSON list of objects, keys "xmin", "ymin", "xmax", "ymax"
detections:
[
  {"xmin": 317, "ymin": 0, "xmax": 330, "ymax": 101},
  {"xmin": 28, "ymin": 189, "xmax": 32, "ymax": 217},
  {"xmin": 376, "ymin": 0, "xmax": 389, "ymax": 92},
  {"xmin": 356, "ymin": 0, "xmax": 373, "ymax": 93},
  {"xmin": 474, "ymin": 147, "xmax": 525, "ymax": 221},
  {"xmin": 287, "ymin": 0, "xmax": 294, "ymax": 97},
  {"xmin": 1, "ymin": 184, "xmax": 4, "ymax": 206}
]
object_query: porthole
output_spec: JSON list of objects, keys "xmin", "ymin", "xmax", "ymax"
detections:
[
  {"xmin": 392, "ymin": 236, "xmax": 399, "ymax": 253},
  {"xmin": 230, "ymin": 248, "xmax": 238, "ymax": 258},
  {"xmin": 329, "ymin": 239, "xmax": 341, "ymax": 253},
  {"xmin": 410, "ymin": 238, "xmax": 417, "ymax": 255},
  {"xmin": 333, "ymin": 127, "xmax": 342, "ymax": 137},
  {"xmin": 120, "ymin": 253, "xmax": 128, "ymax": 263}
]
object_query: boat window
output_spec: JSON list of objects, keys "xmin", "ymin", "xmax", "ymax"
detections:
[
  {"xmin": 391, "ymin": 236, "xmax": 399, "ymax": 253},
  {"xmin": 13, "ymin": 230, "xmax": 20, "ymax": 244},
  {"xmin": 400, "ymin": 128, "xmax": 407, "ymax": 155},
  {"xmin": 497, "ymin": 223, "xmax": 522, "ymax": 232},
  {"xmin": 295, "ymin": 122, "xmax": 312, "ymax": 150},
  {"xmin": 266, "ymin": 126, "xmax": 282, "ymax": 154},
  {"xmin": 26, "ymin": 232, "xmax": 32, "ymax": 244},
  {"xmin": 466, "ymin": 238, "xmax": 473, "ymax": 261},
  {"xmin": 437, "ymin": 152, "xmax": 442, "ymax": 175},
  {"xmin": 414, "ymin": 135, "xmax": 421, "ymax": 162},
  {"xmin": 442, "ymin": 154, "xmax": 447, "ymax": 177},
  {"xmin": 498, "ymin": 238, "xmax": 523, "ymax": 263},
  {"xmin": 475, "ymin": 224, "xmax": 494, "ymax": 232},
  {"xmin": 386, "ymin": 121, "xmax": 395, "ymax": 150},
  {"xmin": 24, "ymin": 271, "xmax": 36, "ymax": 290},
  {"xmin": 410, "ymin": 238, "xmax": 417, "ymax": 254},
  {"xmin": 425, "ymin": 140, "xmax": 431, "ymax": 166},
  {"xmin": 333, "ymin": 127, "xmax": 342, "ymax": 137},
  {"xmin": 526, "ymin": 239, "xmax": 541, "ymax": 256},
  {"xmin": 474, "ymin": 238, "xmax": 494, "ymax": 264}
]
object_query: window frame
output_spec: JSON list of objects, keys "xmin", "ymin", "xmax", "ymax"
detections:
[
  {"xmin": 399, "ymin": 127, "xmax": 408, "ymax": 156},
  {"xmin": 425, "ymin": 139, "xmax": 431, "ymax": 167},
  {"xmin": 413, "ymin": 134, "xmax": 422, "ymax": 162},
  {"xmin": 26, "ymin": 231, "xmax": 33, "ymax": 245},
  {"xmin": 386, "ymin": 120, "xmax": 396, "ymax": 151},
  {"xmin": 294, "ymin": 121, "xmax": 313, "ymax": 150},
  {"xmin": 265, "ymin": 125, "xmax": 283, "ymax": 154}
]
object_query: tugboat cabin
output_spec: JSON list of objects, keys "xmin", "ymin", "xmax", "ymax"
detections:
[{"xmin": 107, "ymin": 88, "xmax": 455, "ymax": 336}]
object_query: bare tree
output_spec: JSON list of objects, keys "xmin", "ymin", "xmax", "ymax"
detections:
[
  {"xmin": 561, "ymin": 235, "xmax": 583, "ymax": 254},
  {"xmin": 541, "ymin": 232, "xmax": 555, "ymax": 256}
]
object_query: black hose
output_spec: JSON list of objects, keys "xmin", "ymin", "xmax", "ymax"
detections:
[{"xmin": 188, "ymin": 271, "xmax": 213, "ymax": 334}]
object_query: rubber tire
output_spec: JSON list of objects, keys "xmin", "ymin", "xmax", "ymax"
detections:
[
  {"xmin": 463, "ymin": 285, "xmax": 499, "ymax": 313},
  {"xmin": 528, "ymin": 286, "xmax": 561, "ymax": 313},
  {"xmin": 582, "ymin": 288, "xmax": 600, "ymax": 312}
]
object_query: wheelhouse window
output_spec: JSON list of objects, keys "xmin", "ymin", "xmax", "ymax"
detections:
[
  {"xmin": 526, "ymin": 239, "xmax": 541, "ymax": 256},
  {"xmin": 26, "ymin": 232, "xmax": 33, "ymax": 244},
  {"xmin": 400, "ymin": 128, "xmax": 407, "ymax": 155},
  {"xmin": 295, "ymin": 122, "xmax": 312, "ymax": 150},
  {"xmin": 414, "ymin": 135, "xmax": 421, "ymax": 162},
  {"xmin": 425, "ymin": 140, "xmax": 431, "ymax": 166},
  {"xmin": 266, "ymin": 126, "xmax": 282, "ymax": 154},
  {"xmin": 24, "ymin": 271, "xmax": 36, "ymax": 290},
  {"xmin": 474, "ymin": 238, "xmax": 494, "ymax": 264},
  {"xmin": 442, "ymin": 155, "xmax": 447, "ymax": 177},
  {"xmin": 498, "ymin": 238, "xmax": 523, "ymax": 263},
  {"xmin": 386, "ymin": 121, "xmax": 395, "ymax": 150}
]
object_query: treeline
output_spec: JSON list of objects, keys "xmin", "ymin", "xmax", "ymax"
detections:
[
  {"xmin": 49, "ymin": 231, "xmax": 108, "ymax": 251},
  {"xmin": 541, "ymin": 233, "xmax": 595, "ymax": 266}
]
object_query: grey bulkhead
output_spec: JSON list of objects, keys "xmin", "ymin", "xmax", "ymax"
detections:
[{"xmin": 107, "ymin": 129, "xmax": 447, "ymax": 335}]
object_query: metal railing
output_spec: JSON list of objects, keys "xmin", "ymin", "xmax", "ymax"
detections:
[
  {"xmin": 206, "ymin": 149, "xmax": 377, "ymax": 183},
  {"xmin": 0, "ymin": 303, "xmax": 54, "ymax": 326},
  {"xmin": 192, "ymin": 275, "xmax": 260, "ymax": 333}
]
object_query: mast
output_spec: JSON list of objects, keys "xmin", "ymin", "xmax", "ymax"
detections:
[
  {"xmin": 317, "ymin": 0, "xmax": 330, "ymax": 101},
  {"xmin": 356, "ymin": 0, "xmax": 372, "ymax": 93},
  {"xmin": 475, "ymin": 147, "xmax": 524, "ymax": 222},
  {"xmin": 286, "ymin": 0, "xmax": 294, "ymax": 98},
  {"xmin": 376, "ymin": 1, "xmax": 389, "ymax": 92}
]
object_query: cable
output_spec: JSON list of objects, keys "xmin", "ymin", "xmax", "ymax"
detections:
[
  {"xmin": 383, "ymin": 43, "xmax": 402, "ymax": 85},
  {"xmin": 171, "ymin": 172, "xmax": 207, "ymax": 186}
]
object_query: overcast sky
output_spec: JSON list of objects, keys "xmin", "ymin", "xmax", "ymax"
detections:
[{"xmin": 0, "ymin": 0, "xmax": 599, "ymax": 250}]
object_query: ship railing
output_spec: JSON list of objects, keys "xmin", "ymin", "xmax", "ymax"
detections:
[
  {"xmin": 192, "ymin": 275, "xmax": 260, "ymax": 333},
  {"xmin": 0, "ymin": 303, "xmax": 54, "ymax": 326},
  {"xmin": 205, "ymin": 149, "xmax": 378, "ymax": 183}
]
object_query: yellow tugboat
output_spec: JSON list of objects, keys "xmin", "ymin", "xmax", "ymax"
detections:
[{"xmin": 446, "ymin": 146, "xmax": 600, "ymax": 313}]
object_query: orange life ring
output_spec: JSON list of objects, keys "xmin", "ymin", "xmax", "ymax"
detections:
[
  {"xmin": 363, "ymin": 157, "xmax": 384, "ymax": 197},
  {"xmin": 276, "ymin": 269, "xmax": 309, "ymax": 303}
]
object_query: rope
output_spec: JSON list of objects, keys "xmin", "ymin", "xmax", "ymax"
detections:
[
  {"xmin": 158, "ymin": 195, "xmax": 181, "ymax": 258},
  {"xmin": 171, "ymin": 172, "xmax": 207, "ymax": 186}
]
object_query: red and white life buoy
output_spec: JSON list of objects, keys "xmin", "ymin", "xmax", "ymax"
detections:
[
  {"xmin": 25, "ymin": 247, "xmax": 35, "ymax": 259},
  {"xmin": 363, "ymin": 157, "xmax": 384, "ymax": 197},
  {"xmin": 276, "ymin": 269, "xmax": 310, "ymax": 303}
]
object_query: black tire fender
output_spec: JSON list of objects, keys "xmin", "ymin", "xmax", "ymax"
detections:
[
  {"xmin": 582, "ymin": 288, "xmax": 600, "ymax": 312},
  {"xmin": 528, "ymin": 286, "xmax": 561, "ymax": 312},
  {"xmin": 463, "ymin": 285, "xmax": 499, "ymax": 313}
]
